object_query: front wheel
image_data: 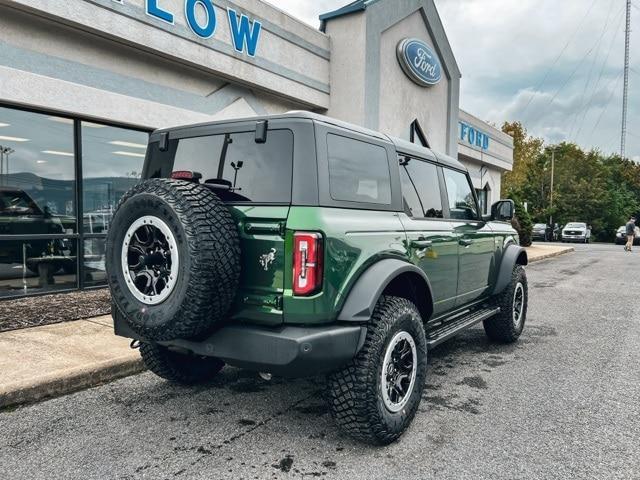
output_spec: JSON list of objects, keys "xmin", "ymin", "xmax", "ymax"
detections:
[
  {"xmin": 326, "ymin": 296, "xmax": 427, "ymax": 445},
  {"xmin": 140, "ymin": 342, "xmax": 224, "ymax": 385},
  {"xmin": 484, "ymin": 265, "xmax": 528, "ymax": 343}
]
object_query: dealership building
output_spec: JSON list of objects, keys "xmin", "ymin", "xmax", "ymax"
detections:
[{"xmin": 0, "ymin": 0, "xmax": 512, "ymax": 298}]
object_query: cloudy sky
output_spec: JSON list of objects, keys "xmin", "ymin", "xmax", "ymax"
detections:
[{"xmin": 265, "ymin": 0, "xmax": 639, "ymax": 160}]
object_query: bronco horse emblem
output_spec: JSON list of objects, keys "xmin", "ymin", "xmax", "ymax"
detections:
[{"xmin": 259, "ymin": 248, "xmax": 277, "ymax": 271}]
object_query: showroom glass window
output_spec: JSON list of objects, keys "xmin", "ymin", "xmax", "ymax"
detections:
[
  {"xmin": 0, "ymin": 106, "xmax": 77, "ymax": 297},
  {"xmin": 81, "ymin": 122, "xmax": 148, "ymax": 286}
]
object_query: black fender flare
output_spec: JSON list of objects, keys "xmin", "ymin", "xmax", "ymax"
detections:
[
  {"xmin": 492, "ymin": 244, "xmax": 528, "ymax": 295},
  {"xmin": 337, "ymin": 258, "xmax": 434, "ymax": 322}
]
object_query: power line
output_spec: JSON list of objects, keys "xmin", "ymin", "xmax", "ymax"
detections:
[
  {"xmin": 519, "ymin": 0, "xmax": 599, "ymax": 117},
  {"xmin": 568, "ymin": 0, "xmax": 618, "ymax": 140},
  {"xmin": 528, "ymin": 5, "xmax": 626, "ymax": 125},
  {"xmin": 588, "ymin": 72, "xmax": 624, "ymax": 140},
  {"xmin": 573, "ymin": 10, "xmax": 627, "ymax": 142}
]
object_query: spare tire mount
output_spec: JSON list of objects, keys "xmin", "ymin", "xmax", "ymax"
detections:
[{"xmin": 106, "ymin": 178, "xmax": 241, "ymax": 341}]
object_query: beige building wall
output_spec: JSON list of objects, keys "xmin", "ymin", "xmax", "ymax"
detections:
[
  {"xmin": 323, "ymin": 0, "xmax": 461, "ymax": 156},
  {"xmin": 458, "ymin": 110, "xmax": 514, "ymax": 211},
  {"xmin": 0, "ymin": 0, "xmax": 329, "ymax": 129}
]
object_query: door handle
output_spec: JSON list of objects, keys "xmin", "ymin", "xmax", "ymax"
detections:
[
  {"xmin": 411, "ymin": 239, "xmax": 433, "ymax": 249},
  {"xmin": 459, "ymin": 239, "xmax": 473, "ymax": 247}
]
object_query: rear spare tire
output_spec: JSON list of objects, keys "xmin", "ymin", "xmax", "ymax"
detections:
[
  {"xmin": 139, "ymin": 342, "xmax": 224, "ymax": 385},
  {"xmin": 106, "ymin": 179, "xmax": 241, "ymax": 341}
]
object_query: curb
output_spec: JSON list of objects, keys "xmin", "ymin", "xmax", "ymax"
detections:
[
  {"xmin": 0, "ymin": 356, "xmax": 145, "ymax": 410},
  {"xmin": 527, "ymin": 247, "xmax": 575, "ymax": 263}
]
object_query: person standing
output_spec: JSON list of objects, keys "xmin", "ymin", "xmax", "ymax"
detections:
[{"xmin": 625, "ymin": 216, "xmax": 636, "ymax": 252}]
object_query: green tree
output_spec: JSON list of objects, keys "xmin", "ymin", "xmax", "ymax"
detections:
[{"xmin": 501, "ymin": 121, "xmax": 544, "ymax": 199}]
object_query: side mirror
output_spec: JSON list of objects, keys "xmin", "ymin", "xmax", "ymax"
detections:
[{"xmin": 491, "ymin": 199, "xmax": 515, "ymax": 222}]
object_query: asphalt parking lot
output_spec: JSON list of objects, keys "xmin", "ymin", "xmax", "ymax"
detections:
[{"xmin": 1, "ymin": 243, "xmax": 638, "ymax": 480}]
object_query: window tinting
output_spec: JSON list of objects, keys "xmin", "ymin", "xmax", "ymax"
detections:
[
  {"xmin": 171, "ymin": 130, "xmax": 293, "ymax": 203},
  {"xmin": 443, "ymin": 168, "xmax": 478, "ymax": 220},
  {"xmin": 400, "ymin": 158, "xmax": 443, "ymax": 218},
  {"xmin": 82, "ymin": 122, "xmax": 148, "ymax": 233},
  {"xmin": 399, "ymin": 165, "xmax": 423, "ymax": 217},
  {"xmin": 327, "ymin": 134, "xmax": 391, "ymax": 205}
]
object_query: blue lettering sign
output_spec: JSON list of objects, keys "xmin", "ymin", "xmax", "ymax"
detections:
[
  {"xmin": 133, "ymin": 1, "xmax": 262, "ymax": 56},
  {"xmin": 185, "ymin": 0, "xmax": 216, "ymax": 38},
  {"xmin": 460, "ymin": 123, "xmax": 468, "ymax": 141},
  {"xmin": 459, "ymin": 122, "xmax": 490, "ymax": 150},
  {"xmin": 396, "ymin": 38, "xmax": 442, "ymax": 87},
  {"xmin": 146, "ymin": 0, "xmax": 174, "ymax": 24},
  {"xmin": 227, "ymin": 8, "xmax": 262, "ymax": 57}
]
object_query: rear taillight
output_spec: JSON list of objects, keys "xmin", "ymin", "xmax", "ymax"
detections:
[
  {"xmin": 293, "ymin": 232, "xmax": 323, "ymax": 296},
  {"xmin": 171, "ymin": 170, "xmax": 202, "ymax": 182}
]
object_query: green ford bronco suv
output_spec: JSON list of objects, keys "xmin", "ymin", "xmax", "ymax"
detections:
[{"xmin": 106, "ymin": 112, "xmax": 528, "ymax": 445}]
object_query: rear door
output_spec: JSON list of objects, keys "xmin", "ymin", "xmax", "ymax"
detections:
[
  {"xmin": 398, "ymin": 156, "xmax": 458, "ymax": 315},
  {"xmin": 150, "ymin": 126, "xmax": 295, "ymax": 325},
  {"xmin": 441, "ymin": 167, "xmax": 495, "ymax": 305}
]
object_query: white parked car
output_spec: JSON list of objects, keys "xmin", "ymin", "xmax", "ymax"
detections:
[
  {"xmin": 615, "ymin": 225, "xmax": 640, "ymax": 245},
  {"xmin": 561, "ymin": 222, "xmax": 591, "ymax": 243}
]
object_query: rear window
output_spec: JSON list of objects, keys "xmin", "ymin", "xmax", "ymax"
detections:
[
  {"xmin": 164, "ymin": 130, "xmax": 293, "ymax": 203},
  {"xmin": 327, "ymin": 134, "xmax": 391, "ymax": 205},
  {"xmin": 0, "ymin": 189, "xmax": 41, "ymax": 215}
]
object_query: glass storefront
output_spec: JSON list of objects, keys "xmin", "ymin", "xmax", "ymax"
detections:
[{"xmin": 0, "ymin": 105, "xmax": 149, "ymax": 298}]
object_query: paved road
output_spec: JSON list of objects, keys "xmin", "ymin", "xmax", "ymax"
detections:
[{"xmin": 2, "ymin": 244, "xmax": 639, "ymax": 480}]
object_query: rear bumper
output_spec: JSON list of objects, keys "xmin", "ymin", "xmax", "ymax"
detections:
[{"xmin": 114, "ymin": 316, "xmax": 366, "ymax": 378}]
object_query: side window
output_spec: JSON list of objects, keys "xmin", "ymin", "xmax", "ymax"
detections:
[
  {"xmin": 443, "ymin": 168, "xmax": 478, "ymax": 220},
  {"xmin": 400, "ymin": 158, "xmax": 443, "ymax": 218},
  {"xmin": 327, "ymin": 134, "xmax": 391, "ymax": 205}
]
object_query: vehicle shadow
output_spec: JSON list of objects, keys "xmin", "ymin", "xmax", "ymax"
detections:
[{"xmin": 102, "ymin": 323, "xmax": 552, "ymax": 462}]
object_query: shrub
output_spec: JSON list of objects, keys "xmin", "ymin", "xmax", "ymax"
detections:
[{"xmin": 512, "ymin": 201, "xmax": 533, "ymax": 247}]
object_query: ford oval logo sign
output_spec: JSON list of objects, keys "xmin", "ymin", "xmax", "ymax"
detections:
[{"xmin": 397, "ymin": 38, "xmax": 442, "ymax": 87}]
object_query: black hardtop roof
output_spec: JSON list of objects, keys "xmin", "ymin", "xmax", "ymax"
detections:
[{"xmin": 154, "ymin": 111, "xmax": 466, "ymax": 171}]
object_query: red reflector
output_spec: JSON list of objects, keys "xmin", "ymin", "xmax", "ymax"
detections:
[
  {"xmin": 171, "ymin": 170, "xmax": 201, "ymax": 181},
  {"xmin": 293, "ymin": 232, "xmax": 323, "ymax": 296}
]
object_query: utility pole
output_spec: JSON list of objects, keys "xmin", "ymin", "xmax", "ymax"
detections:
[
  {"xmin": 621, "ymin": 0, "xmax": 631, "ymax": 159},
  {"xmin": 5, "ymin": 148, "xmax": 14, "ymax": 180},
  {"xmin": 549, "ymin": 148, "xmax": 555, "ymax": 227}
]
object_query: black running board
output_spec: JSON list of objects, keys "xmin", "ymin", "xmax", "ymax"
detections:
[{"xmin": 426, "ymin": 307, "xmax": 500, "ymax": 348}]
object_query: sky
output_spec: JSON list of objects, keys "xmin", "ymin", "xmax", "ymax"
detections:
[{"xmin": 264, "ymin": 0, "xmax": 640, "ymax": 161}]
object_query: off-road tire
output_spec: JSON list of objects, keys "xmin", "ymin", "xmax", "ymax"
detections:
[
  {"xmin": 326, "ymin": 296, "xmax": 427, "ymax": 445},
  {"xmin": 139, "ymin": 342, "xmax": 224, "ymax": 385},
  {"xmin": 106, "ymin": 179, "xmax": 241, "ymax": 341},
  {"xmin": 484, "ymin": 265, "xmax": 527, "ymax": 343}
]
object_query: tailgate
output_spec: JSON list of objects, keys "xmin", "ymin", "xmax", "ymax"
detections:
[{"xmin": 228, "ymin": 205, "xmax": 289, "ymax": 326}]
